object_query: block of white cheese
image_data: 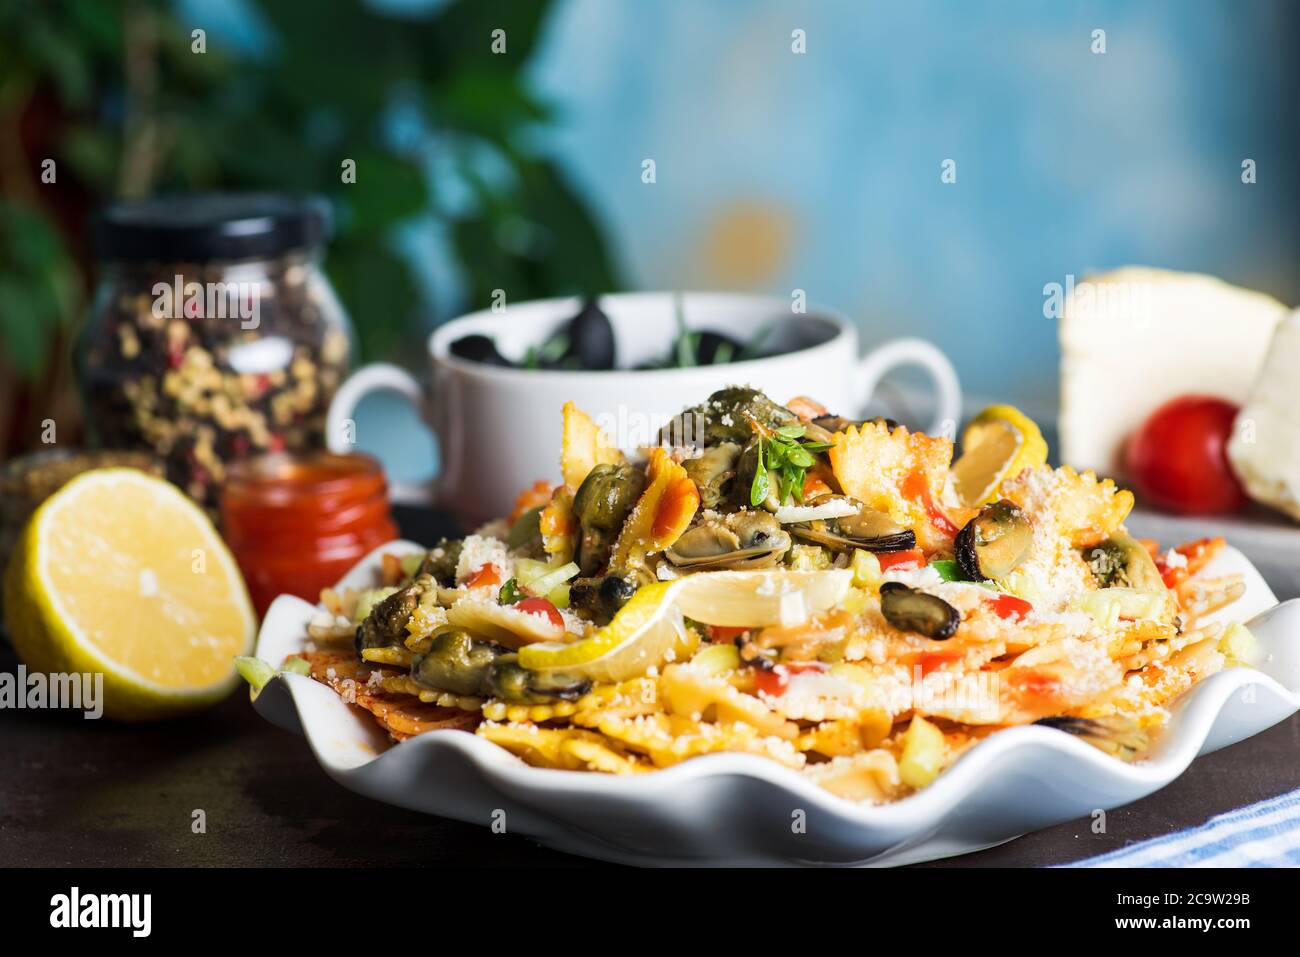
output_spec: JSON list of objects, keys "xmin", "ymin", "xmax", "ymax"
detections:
[
  {"xmin": 1059, "ymin": 267, "xmax": 1288, "ymax": 476},
  {"xmin": 1228, "ymin": 309, "xmax": 1300, "ymax": 521}
]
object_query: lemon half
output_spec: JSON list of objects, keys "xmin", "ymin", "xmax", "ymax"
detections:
[
  {"xmin": 950, "ymin": 404, "xmax": 1048, "ymax": 506},
  {"xmin": 3, "ymin": 468, "xmax": 255, "ymax": 720}
]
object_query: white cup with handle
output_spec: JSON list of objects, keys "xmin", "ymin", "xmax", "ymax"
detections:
[{"xmin": 327, "ymin": 292, "xmax": 961, "ymax": 528}]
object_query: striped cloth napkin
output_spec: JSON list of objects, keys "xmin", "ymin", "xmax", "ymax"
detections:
[{"xmin": 1067, "ymin": 789, "xmax": 1300, "ymax": 867}]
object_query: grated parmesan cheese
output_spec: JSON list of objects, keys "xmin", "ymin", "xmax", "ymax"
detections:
[{"xmin": 454, "ymin": 534, "xmax": 515, "ymax": 584}]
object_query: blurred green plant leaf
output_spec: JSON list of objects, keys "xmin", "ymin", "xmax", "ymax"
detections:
[{"xmin": 0, "ymin": 0, "xmax": 622, "ymax": 387}]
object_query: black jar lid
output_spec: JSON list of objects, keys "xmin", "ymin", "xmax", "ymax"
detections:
[{"xmin": 92, "ymin": 192, "xmax": 332, "ymax": 263}]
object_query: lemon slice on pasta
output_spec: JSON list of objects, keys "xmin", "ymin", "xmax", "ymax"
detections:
[
  {"xmin": 518, "ymin": 569, "xmax": 851, "ymax": 682},
  {"xmin": 519, "ymin": 581, "xmax": 683, "ymax": 682}
]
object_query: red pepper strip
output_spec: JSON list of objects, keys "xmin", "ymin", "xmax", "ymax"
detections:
[{"xmin": 988, "ymin": 593, "xmax": 1032, "ymax": 621}]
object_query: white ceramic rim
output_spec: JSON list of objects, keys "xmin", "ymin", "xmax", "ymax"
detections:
[
  {"xmin": 426, "ymin": 291, "xmax": 853, "ymax": 383},
  {"xmin": 252, "ymin": 540, "xmax": 1298, "ymax": 851}
]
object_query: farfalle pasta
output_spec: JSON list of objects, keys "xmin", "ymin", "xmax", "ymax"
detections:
[{"xmin": 290, "ymin": 387, "xmax": 1253, "ymax": 803}]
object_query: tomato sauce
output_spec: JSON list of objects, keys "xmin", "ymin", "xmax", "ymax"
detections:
[{"xmin": 221, "ymin": 452, "xmax": 398, "ymax": 616}]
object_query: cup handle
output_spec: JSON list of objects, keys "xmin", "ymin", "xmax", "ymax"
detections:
[
  {"xmin": 326, "ymin": 363, "xmax": 437, "ymax": 505},
  {"xmin": 855, "ymin": 338, "xmax": 962, "ymax": 437}
]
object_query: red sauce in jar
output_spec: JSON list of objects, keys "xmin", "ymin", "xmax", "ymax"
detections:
[{"xmin": 220, "ymin": 452, "xmax": 398, "ymax": 616}]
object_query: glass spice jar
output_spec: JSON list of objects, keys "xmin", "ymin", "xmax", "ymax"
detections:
[
  {"xmin": 78, "ymin": 193, "xmax": 353, "ymax": 510},
  {"xmin": 220, "ymin": 451, "xmax": 398, "ymax": 616}
]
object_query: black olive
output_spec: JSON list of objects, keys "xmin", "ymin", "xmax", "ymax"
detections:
[
  {"xmin": 562, "ymin": 299, "xmax": 616, "ymax": 369},
  {"xmin": 449, "ymin": 333, "xmax": 512, "ymax": 366},
  {"xmin": 879, "ymin": 582, "xmax": 960, "ymax": 640},
  {"xmin": 692, "ymin": 330, "xmax": 746, "ymax": 365}
]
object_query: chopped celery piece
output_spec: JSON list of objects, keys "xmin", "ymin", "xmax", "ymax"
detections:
[
  {"xmin": 997, "ymin": 569, "xmax": 1044, "ymax": 605},
  {"xmin": 547, "ymin": 583, "xmax": 571, "ymax": 609},
  {"xmin": 1068, "ymin": 588, "xmax": 1174, "ymax": 627},
  {"xmin": 513, "ymin": 558, "xmax": 553, "ymax": 587},
  {"xmin": 234, "ymin": 656, "xmax": 276, "ymax": 693},
  {"xmin": 280, "ymin": 656, "xmax": 311, "ymax": 676},
  {"xmin": 899, "ymin": 715, "xmax": 946, "ymax": 789},
  {"xmin": 399, "ymin": 552, "xmax": 425, "ymax": 578},
  {"xmin": 353, "ymin": 586, "xmax": 399, "ymax": 623},
  {"xmin": 528, "ymin": 561, "xmax": 580, "ymax": 599},
  {"xmin": 850, "ymin": 549, "xmax": 881, "ymax": 588},
  {"xmin": 1219, "ymin": 622, "xmax": 1259, "ymax": 666},
  {"xmin": 840, "ymin": 585, "xmax": 871, "ymax": 615},
  {"xmin": 691, "ymin": 643, "xmax": 741, "ymax": 675}
]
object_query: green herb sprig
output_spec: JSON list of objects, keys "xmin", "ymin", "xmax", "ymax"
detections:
[{"xmin": 749, "ymin": 423, "xmax": 834, "ymax": 507}]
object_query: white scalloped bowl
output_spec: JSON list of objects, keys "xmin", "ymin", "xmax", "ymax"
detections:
[{"xmin": 251, "ymin": 542, "xmax": 1299, "ymax": 866}]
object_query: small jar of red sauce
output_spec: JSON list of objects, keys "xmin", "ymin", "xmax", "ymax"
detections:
[{"xmin": 220, "ymin": 452, "xmax": 397, "ymax": 615}]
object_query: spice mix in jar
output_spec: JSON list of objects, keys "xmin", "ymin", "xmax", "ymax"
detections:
[{"xmin": 79, "ymin": 193, "xmax": 353, "ymax": 509}]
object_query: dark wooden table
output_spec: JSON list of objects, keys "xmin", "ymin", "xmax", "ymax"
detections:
[{"xmin": 2, "ymin": 507, "xmax": 1297, "ymax": 868}]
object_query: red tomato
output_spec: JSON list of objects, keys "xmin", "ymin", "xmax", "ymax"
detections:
[
  {"xmin": 878, "ymin": 548, "xmax": 926, "ymax": 572},
  {"xmin": 465, "ymin": 563, "xmax": 501, "ymax": 589},
  {"xmin": 753, "ymin": 666, "xmax": 789, "ymax": 697},
  {"xmin": 708, "ymin": 625, "xmax": 749, "ymax": 643},
  {"xmin": 916, "ymin": 650, "xmax": 963, "ymax": 676},
  {"xmin": 901, "ymin": 471, "xmax": 960, "ymax": 538},
  {"xmin": 1126, "ymin": 396, "xmax": 1247, "ymax": 514},
  {"xmin": 988, "ymin": 593, "xmax": 1032, "ymax": 621},
  {"xmin": 753, "ymin": 662, "xmax": 826, "ymax": 697},
  {"xmin": 514, "ymin": 597, "xmax": 564, "ymax": 629}
]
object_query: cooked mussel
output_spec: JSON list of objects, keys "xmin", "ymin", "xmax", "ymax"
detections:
[
  {"xmin": 955, "ymin": 500, "xmax": 1033, "ymax": 581},
  {"xmin": 1084, "ymin": 530, "xmax": 1164, "ymax": 591},
  {"xmin": 658, "ymin": 386, "xmax": 801, "ymax": 449},
  {"xmin": 412, "ymin": 628, "xmax": 590, "ymax": 704},
  {"xmin": 682, "ymin": 441, "xmax": 741, "ymax": 509},
  {"xmin": 412, "ymin": 628, "xmax": 509, "ymax": 696},
  {"xmin": 356, "ymin": 576, "xmax": 428, "ymax": 654},
  {"xmin": 811, "ymin": 414, "xmax": 900, "ymax": 435},
  {"xmin": 571, "ymin": 462, "xmax": 646, "ymax": 575},
  {"xmin": 1034, "ymin": 715, "xmax": 1150, "ymax": 760},
  {"xmin": 665, "ymin": 509, "xmax": 791, "ymax": 570},
  {"xmin": 879, "ymin": 582, "xmax": 960, "ymax": 640},
  {"xmin": 568, "ymin": 573, "xmax": 639, "ymax": 625},
  {"xmin": 418, "ymin": 538, "xmax": 463, "ymax": 586},
  {"xmin": 486, "ymin": 655, "xmax": 591, "ymax": 704},
  {"xmin": 789, "ymin": 496, "xmax": 917, "ymax": 553}
]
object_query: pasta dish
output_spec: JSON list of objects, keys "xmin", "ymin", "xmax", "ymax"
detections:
[{"xmin": 286, "ymin": 388, "xmax": 1253, "ymax": 802}]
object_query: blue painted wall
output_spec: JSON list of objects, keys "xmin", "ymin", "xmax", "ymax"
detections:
[
  {"xmin": 524, "ymin": 0, "xmax": 1299, "ymax": 410},
  {"xmin": 183, "ymin": 0, "xmax": 1300, "ymax": 475}
]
